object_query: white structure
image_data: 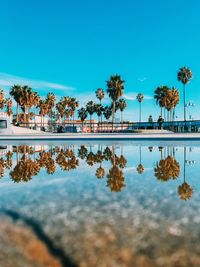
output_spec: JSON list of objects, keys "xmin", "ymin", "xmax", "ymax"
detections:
[{"xmin": 0, "ymin": 112, "xmax": 13, "ymax": 134}]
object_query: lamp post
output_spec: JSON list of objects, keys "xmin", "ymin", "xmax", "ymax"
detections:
[{"xmin": 185, "ymin": 101, "xmax": 195, "ymax": 121}]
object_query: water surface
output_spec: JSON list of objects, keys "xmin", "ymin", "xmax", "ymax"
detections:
[{"xmin": 0, "ymin": 141, "xmax": 199, "ymax": 267}]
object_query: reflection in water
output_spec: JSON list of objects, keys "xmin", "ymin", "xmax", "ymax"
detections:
[
  {"xmin": 0, "ymin": 144, "xmax": 195, "ymax": 200},
  {"xmin": 178, "ymin": 147, "xmax": 193, "ymax": 201}
]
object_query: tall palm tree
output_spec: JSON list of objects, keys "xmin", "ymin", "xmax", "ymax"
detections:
[
  {"xmin": 117, "ymin": 98, "xmax": 126, "ymax": 123},
  {"xmin": 96, "ymin": 88, "xmax": 105, "ymax": 125},
  {"xmin": 78, "ymin": 107, "xmax": 88, "ymax": 132},
  {"xmin": 177, "ymin": 66, "xmax": 192, "ymax": 122},
  {"xmin": 10, "ymin": 85, "xmax": 22, "ymax": 123},
  {"xmin": 46, "ymin": 93, "xmax": 56, "ymax": 128},
  {"xmin": 107, "ymin": 75, "xmax": 125, "ymax": 131},
  {"xmin": 68, "ymin": 97, "xmax": 79, "ymax": 131},
  {"xmin": 136, "ymin": 93, "xmax": 144, "ymax": 123},
  {"xmin": 86, "ymin": 100, "xmax": 95, "ymax": 131},
  {"xmin": 56, "ymin": 97, "xmax": 66, "ymax": 124},
  {"xmin": 38, "ymin": 99, "xmax": 48, "ymax": 128}
]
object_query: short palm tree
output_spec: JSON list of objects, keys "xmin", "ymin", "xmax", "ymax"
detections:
[
  {"xmin": 78, "ymin": 107, "xmax": 88, "ymax": 131},
  {"xmin": 0, "ymin": 90, "xmax": 5, "ymax": 110},
  {"xmin": 154, "ymin": 86, "xmax": 169, "ymax": 117},
  {"xmin": 136, "ymin": 93, "xmax": 144, "ymax": 123},
  {"xmin": 103, "ymin": 106, "xmax": 112, "ymax": 121},
  {"xmin": 177, "ymin": 66, "xmax": 192, "ymax": 121},
  {"xmin": 95, "ymin": 103, "xmax": 104, "ymax": 123},
  {"xmin": 86, "ymin": 101, "xmax": 95, "ymax": 131},
  {"xmin": 107, "ymin": 75, "xmax": 125, "ymax": 131},
  {"xmin": 117, "ymin": 98, "xmax": 126, "ymax": 123},
  {"xmin": 5, "ymin": 98, "xmax": 13, "ymax": 117}
]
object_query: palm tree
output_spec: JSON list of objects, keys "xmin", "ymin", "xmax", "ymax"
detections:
[
  {"xmin": 46, "ymin": 93, "xmax": 56, "ymax": 129},
  {"xmin": 78, "ymin": 107, "xmax": 88, "ymax": 132},
  {"xmin": 38, "ymin": 99, "xmax": 48, "ymax": 128},
  {"xmin": 68, "ymin": 97, "xmax": 79, "ymax": 131},
  {"xmin": 95, "ymin": 88, "xmax": 104, "ymax": 104},
  {"xmin": 103, "ymin": 106, "xmax": 112, "ymax": 120},
  {"xmin": 163, "ymin": 88, "xmax": 179, "ymax": 122},
  {"xmin": 107, "ymin": 75, "xmax": 125, "ymax": 131},
  {"xmin": 136, "ymin": 93, "xmax": 144, "ymax": 123},
  {"xmin": 0, "ymin": 90, "xmax": 5, "ymax": 111},
  {"xmin": 5, "ymin": 98, "xmax": 13, "ymax": 117},
  {"xmin": 154, "ymin": 86, "xmax": 168, "ymax": 117},
  {"xmin": 86, "ymin": 101, "xmax": 95, "ymax": 132},
  {"xmin": 56, "ymin": 97, "xmax": 66, "ymax": 124},
  {"xmin": 96, "ymin": 88, "xmax": 105, "ymax": 124},
  {"xmin": 10, "ymin": 85, "xmax": 22, "ymax": 123},
  {"xmin": 95, "ymin": 103, "xmax": 104, "ymax": 127},
  {"xmin": 117, "ymin": 98, "xmax": 126, "ymax": 123},
  {"xmin": 177, "ymin": 66, "xmax": 192, "ymax": 122}
]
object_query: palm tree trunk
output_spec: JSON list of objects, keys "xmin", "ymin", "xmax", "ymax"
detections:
[
  {"xmin": 90, "ymin": 114, "xmax": 92, "ymax": 132},
  {"xmin": 73, "ymin": 114, "xmax": 75, "ymax": 133},
  {"xmin": 121, "ymin": 111, "xmax": 123, "ymax": 130},
  {"xmin": 183, "ymin": 84, "xmax": 186, "ymax": 122},
  {"xmin": 139, "ymin": 102, "xmax": 142, "ymax": 123},
  {"xmin": 16, "ymin": 103, "xmax": 19, "ymax": 124},
  {"xmin": 184, "ymin": 146, "xmax": 186, "ymax": 183}
]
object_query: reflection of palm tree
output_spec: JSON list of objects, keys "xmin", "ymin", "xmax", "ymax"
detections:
[
  {"xmin": 117, "ymin": 155, "xmax": 127, "ymax": 168},
  {"xmin": 5, "ymin": 151, "xmax": 13, "ymax": 169},
  {"xmin": 137, "ymin": 146, "xmax": 144, "ymax": 174},
  {"xmin": 107, "ymin": 145, "xmax": 125, "ymax": 192},
  {"xmin": 103, "ymin": 147, "xmax": 112, "ymax": 161},
  {"xmin": 10, "ymin": 155, "xmax": 40, "ymax": 182},
  {"xmin": 56, "ymin": 149, "xmax": 79, "ymax": 171},
  {"xmin": 96, "ymin": 166, "xmax": 105, "ymax": 179},
  {"xmin": 178, "ymin": 147, "xmax": 193, "ymax": 200},
  {"xmin": 95, "ymin": 150, "xmax": 104, "ymax": 163},
  {"xmin": 86, "ymin": 152, "xmax": 95, "ymax": 166},
  {"xmin": 78, "ymin": 145, "xmax": 88, "ymax": 160},
  {"xmin": 0, "ymin": 158, "xmax": 5, "ymax": 178},
  {"xmin": 107, "ymin": 165, "xmax": 125, "ymax": 192},
  {"xmin": 38, "ymin": 151, "xmax": 55, "ymax": 174},
  {"xmin": 155, "ymin": 156, "xmax": 180, "ymax": 181}
]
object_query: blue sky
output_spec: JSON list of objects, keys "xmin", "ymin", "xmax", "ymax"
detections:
[{"xmin": 0, "ymin": 0, "xmax": 200, "ymax": 121}]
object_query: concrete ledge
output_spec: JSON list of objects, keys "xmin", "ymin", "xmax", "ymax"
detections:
[{"xmin": 1, "ymin": 132, "xmax": 200, "ymax": 140}]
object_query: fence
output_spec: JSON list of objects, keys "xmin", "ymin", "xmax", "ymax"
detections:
[{"xmin": 14, "ymin": 119, "xmax": 200, "ymax": 133}]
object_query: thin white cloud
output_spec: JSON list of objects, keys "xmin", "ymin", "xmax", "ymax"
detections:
[
  {"xmin": 124, "ymin": 93, "xmax": 153, "ymax": 101},
  {"xmin": 0, "ymin": 72, "xmax": 75, "ymax": 91}
]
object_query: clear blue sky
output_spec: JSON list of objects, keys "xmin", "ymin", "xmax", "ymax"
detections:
[{"xmin": 0, "ymin": 0, "xmax": 200, "ymax": 121}]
